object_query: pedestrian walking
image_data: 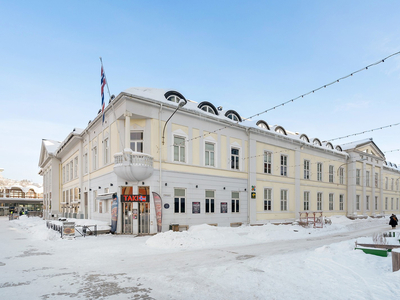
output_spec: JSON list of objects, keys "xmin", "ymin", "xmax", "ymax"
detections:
[{"xmin": 389, "ymin": 214, "xmax": 398, "ymax": 229}]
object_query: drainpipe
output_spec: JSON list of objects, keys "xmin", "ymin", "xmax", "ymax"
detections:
[
  {"xmin": 159, "ymin": 104, "xmax": 163, "ymax": 196},
  {"xmin": 245, "ymin": 127, "xmax": 251, "ymax": 225}
]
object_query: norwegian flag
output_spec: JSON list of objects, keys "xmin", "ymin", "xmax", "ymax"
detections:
[{"xmin": 101, "ymin": 66, "xmax": 106, "ymax": 124}]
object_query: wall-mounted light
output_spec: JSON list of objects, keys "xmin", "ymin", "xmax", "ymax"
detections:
[
  {"xmin": 165, "ymin": 183, "xmax": 167, "ymax": 186},
  {"xmin": 162, "ymin": 99, "xmax": 187, "ymax": 145},
  {"xmin": 223, "ymin": 187, "xmax": 226, "ymax": 190},
  {"xmin": 196, "ymin": 185, "xmax": 198, "ymax": 188},
  {"xmin": 89, "ymin": 189, "xmax": 92, "ymax": 191},
  {"xmin": 98, "ymin": 186, "xmax": 101, "ymax": 189},
  {"xmin": 125, "ymin": 182, "xmax": 128, "ymax": 185},
  {"xmin": 142, "ymin": 182, "xmax": 145, "ymax": 185},
  {"xmin": 110, "ymin": 183, "xmax": 113, "ymax": 186}
]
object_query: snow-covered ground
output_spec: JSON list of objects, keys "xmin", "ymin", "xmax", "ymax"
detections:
[{"xmin": 1, "ymin": 215, "xmax": 399, "ymax": 299}]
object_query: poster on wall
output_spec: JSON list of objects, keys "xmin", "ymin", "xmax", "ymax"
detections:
[
  {"xmin": 221, "ymin": 202, "xmax": 228, "ymax": 213},
  {"xmin": 192, "ymin": 202, "xmax": 200, "ymax": 214},
  {"xmin": 152, "ymin": 192, "xmax": 163, "ymax": 232},
  {"xmin": 110, "ymin": 193, "xmax": 118, "ymax": 234}
]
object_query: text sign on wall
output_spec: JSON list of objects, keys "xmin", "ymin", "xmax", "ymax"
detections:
[{"xmin": 121, "ymin": 195, "xmax": 149, "ymax": 202}]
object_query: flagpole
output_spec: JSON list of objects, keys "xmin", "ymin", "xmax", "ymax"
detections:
[
  {"xmin": 99, "ymin": 57, "xmax": 125, "ymax": 156},
  {"xmin": 99, "ymin": 57, "xmax": 112, "ymax": 100}
]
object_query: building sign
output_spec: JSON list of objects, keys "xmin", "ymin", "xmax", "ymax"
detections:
[
  {"xmin": 152, "ymin": 192, "xmax": 163, "ymax": 232},
  {"xmin": 121, "ymin": 195, "xmax": 149, "ymax": 202},
  {"xmin": 251, "ymin": 192, "xmax": 256, "ymax": 199},
  {"xmin": 62, "ymin": 222, "xmax": 75, "ymax": 239},
  {"xmin": 220, "ymin": 202, "xmax": 227, "ymax": 213}
]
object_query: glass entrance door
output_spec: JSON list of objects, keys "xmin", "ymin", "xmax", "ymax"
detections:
[
  {"xmin": 139, "ymin": 202, "xmax": 150, "ymax": 235},
  {"xmin": 123, "ymin": 203, "xmax": 133, "ymax": 234}
]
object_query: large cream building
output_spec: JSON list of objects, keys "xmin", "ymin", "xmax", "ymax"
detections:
[{"xmin": 38, "ymin": 88, "xmax": 400, "ymax": 234}]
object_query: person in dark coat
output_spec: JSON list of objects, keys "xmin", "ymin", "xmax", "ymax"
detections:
[{"xmin": 389, "ymin": 214, "xmax": 398, "ymax": 229}]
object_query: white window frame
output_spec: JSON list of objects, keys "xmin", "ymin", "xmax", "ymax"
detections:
[
  {"xmin": 130, "ymin": 131, "xmax": 144, "ymax": 153},
  {"xmin": 356, "ymin": 169, "xmax": 361, "ymax": 185},
  {"xmin": 173, "ymin": 135, "xmax": 186, "ymax": 163},
  {"xmin": 339, "ymin": 167, "xmax": 344, "ymax": 185},
  {"xmin": 375, "ymin": 173, "xmax": 379, "ymax": 188},
  {"xmin": 231, "ymin": 147, "xmax": 240, "ymax": 170},
  {"xmin": 329, "ymin": 193, "xmax": 334, "ymax": 211},
  {"xmin": 375, "ymin": 196, "xmax": 378, "ymax": 210},
  {"xmin": 280, "ymin": 155, "xmax": 287, "ymax": 177},
  {"xmin": 205, "ymin": 190, "xmax": 215, "ymax": 213},
  {"xmin": 366, "ymin": 195, "xmax": 370, "ymax": 211},
  {"xmin": 174, "ymin": 188, "xmax": 186, "ymax": 213},
  {"xmin": 280, "ymin": 190, "xmax": 288, "ymax": 211},
  {"xmin": 366, "ymin": 171, "xmax": 370, "ymax": 187},
  {"xmin": 303, "ymin": 191, "xmax": 310, "ymax": 211},
  {"xmin": 104, "ymin": 138, "xmax": 110, "ymax": 164},
  {"xmin": 264, "ymin": 188, "xmax": 272, "ymax": 211},
  {"xmin": 205, "ymin": 142, "xmax": 215, "ymax": 167},
  {"xmin": 92, "ymin": 146, "xmax": 98, "ymax": 171},
  {"xmin": 317, "ymin": 192, "xmax": 322, "ymax": 211},
  {"xmin": 356, "ymin": 195, "xmax": 360, "ymax": 211},
  {"xmin": 231, "ymin": 191, "xmax": 240, "ymax": 213},
  {"xmin": 339, "ymin": 194, "xmax": 344, "ymax": 211},
  {"xmin": 304, "ymin": 160, "xmax": 310, "ymax": 180},
  {"xmin": 264, "ymin": 151, "xmax": 272, "ymax": 174},
  {"xmin": 317, "ymin": 163, "xmax": 322, "ymax": 181}
]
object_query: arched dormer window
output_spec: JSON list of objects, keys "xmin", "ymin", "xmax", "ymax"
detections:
[
  {"xmin": 164, "ymin": 91, "xmax": 187, "ymax": 104},
  {"xmin": 275, "ymin": 126, "xmax": 287, "ymax": 135},
  {"xmin": 335, "ymin": 145, "xmax": 343, "ymax": 152},
  {"xmin": 325, "ymin": 142, "xmax": 334, "ymax": 149},
  {"xmin": 299, "ymin": 134, "xmax": 310, "ymax": 143},
  {"xmin": 256, "ymin": 120, "xmax": 270, "ymax": 130},
  {"xmin": 198, "ymin": 102, "xmax": 218, "ymax": 115},
  {"xmin": 225, "ymin": 110, "xmax": 242, "ymax": 122},
  {"xmin": 313, "ymin": 138, "xmax": 322, "ymax": 146}
]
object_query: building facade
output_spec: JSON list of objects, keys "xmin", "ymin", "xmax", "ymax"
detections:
[{"xmin": 38, "ymin": 88, "xmax": 400, "ymax": 234}]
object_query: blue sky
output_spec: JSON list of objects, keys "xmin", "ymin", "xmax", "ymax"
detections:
[{"xmin": 1, "ymin": 0, "xmax": 400, "ymax": 183}]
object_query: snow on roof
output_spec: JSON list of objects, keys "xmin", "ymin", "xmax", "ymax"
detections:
[
  {"xmin": 43, "ymin": 139, "xmax": 61, "ymax": 155},
  {"xmin": 339, "ymin": 138, "xmax": 373, "ymax": 151}
]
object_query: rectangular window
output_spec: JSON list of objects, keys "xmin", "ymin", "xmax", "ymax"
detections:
[
  {"xmin": 264, "ymin": 188, "xmax": 272, "ymax": 211},
  {"xmin": 329, "ymin": 193, "xmax": 334, "ymax": 211},
  {"xmin": 99, "ymin": 201, "xmax": 102, "ymax": 213},
  {"xmin": 339, "ymin": 195, "xmax": 344, "ymax": 211},
  {"xmin": 391, "ymin": 198, "xmax": 394, "ymax": 210},
  {"xmin": 281, "ymin": 155, "xmax": 287, "ymax": 176},
  {"xmin": 66, "ymin": 163, "xmax": 69, "ymax": 182},
  {"xmin": 231, "ymin": 148, "xmax": 239, "ymax": 170},
  {"xmin": 375, "ymin": 173, "xmax": 379, "ymax": 188},
  {"xmin": 375, "ymin": 196, "xmax": 378, "ymax": 210},
  {"xmin": 397, "ymin": 198, "xmax": 399, "ymax": 210},
  {"xmin": 339, "ymin": 167, "xmax": 344, "ymax": 185},
  {"xmin": 317, "ymin": 193, "xmax": 322, "ymax": 211},
  {"xmin": 366, "ymin": 171, "xmax": 370, "ymax": 187},
  {"xmin": 174, "ymin": 188, "xmax": 186, "ymax": 213},
  {"xmin": 366, "ymin": 196, "xmax": 369, "ymax": 211},
  {"xmin": 317, "ymin": 163, "xmax": 322, "ymax": 181},
  {"xmin": 231, "ymin": 192, "xmax": 240, "ymax": 213},
  {"xmin": 385, "ymin": 197, "xmax": 388, "ymax": 210},
  {"xmin": 391, "ymin": 178, "xmax": 394, "ymax": 190},
  {"xmin": 397, "ymin": 180, "xmax": 399, "ymax": 191},
  {"xmin": 84, "ymin": 153, "xmax": 88, "ymax": 174},
  {"xmin": 62, "ymin": 166, "xmax": 65, "ymax": 183},
  {"xmin": 74, "ymin": 157, "xmax": 78, "ymax": 178},
  {"xmin": 303, "ymin": 191, "xmax": 309, "ymax": 211},
  {"xmin": 356, "ymin": 195, "xmax": 360, "ymax": 211},
  {"xmin": 304, "ymin": 160, "xmax": 310, "ymax": 180},
  {"xmin": 264, "ymin": 152, "xmax": 272, "ymax": 174},
  {"xmin": 329, "ymin": 165, "xmax": 334, "ymax": 183},
  {"xmin": 356, "ymin": 169, "xmax": 361, "ymax": 185},
  {"xmin": 104, "ymin": 138, "xmax": 109, "ymax": 164},
  {"xmin": 130, "ymin": 131, "xmax": 143, "ymax": 153},
  {"xmin": 205, "ymin": 190, "xmax": 215, "ymax": 213},
  {"xmin": 280, "ymin": 190, "xmax": 288, "ymax": 211},
  {"xmin": 385, "ymin": 177, "xmax": 388, "ymax": 189},
  {"xmin": 92, "ymin": 147, "xmax": 98, "ymax": 171},
  {"xmin": 205, "ymin": 143, "xmax": 215, "ymax": 167},
  {"xmin": 70, "ymin": 161, "xmax": 73, "ymax": 180},
  {"xmin": 174, "ymin": 136, "xmax": 186, "ymax": 162},
  {"xmin": 93, "ymin": 190, "xmax": 97, "ymax": 212}
]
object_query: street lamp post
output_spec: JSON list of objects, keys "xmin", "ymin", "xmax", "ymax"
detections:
[{"xmin": 162, "ymin": 100, "xmax": 187, "ymax": 145}]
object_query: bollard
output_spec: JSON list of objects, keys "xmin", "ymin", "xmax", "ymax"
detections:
[{"xmin": 392, "ymin": 250, "xmax": 400, "ymax": 272}]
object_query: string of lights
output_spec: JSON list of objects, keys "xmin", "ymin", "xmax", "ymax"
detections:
[
  {"xmin": 171, "ymin": 50, "xmax": 400, "ymax": 148},
  {"xmin": 384, "ymin": 149, "xmax": 400, "ymax": 153},
  {"xmin": 246, "ymin": 50, "xmax": 400, "ymax": 120},
  {"xmin": 327, "ymin": 122, "xmax": 400, "ymax": 142}
]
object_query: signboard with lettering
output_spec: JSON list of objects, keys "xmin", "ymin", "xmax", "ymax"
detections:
[{"xmin": 121, "ymin": 195, "xmax": 149, "ymax": 202}]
